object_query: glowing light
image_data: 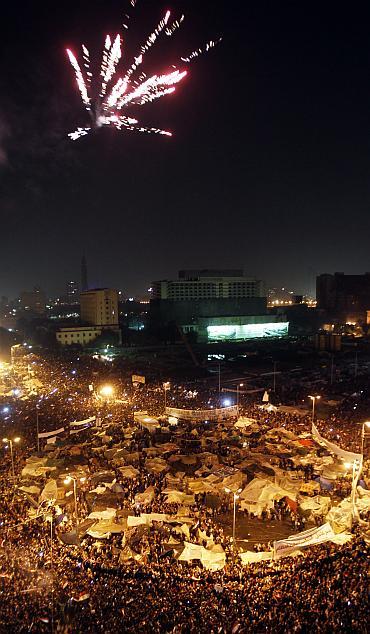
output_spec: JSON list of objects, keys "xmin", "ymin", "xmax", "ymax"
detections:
[
  {"xmin": 66, "ymin": 8, "xmax": 220, "ymax": 140},
  {"xmin": 207, "ymin": 322, "xmax": 289, "ymax": 342},
  {"xmin": 100, "ymin": 384, "xmax": 114, "ymax": 398}
]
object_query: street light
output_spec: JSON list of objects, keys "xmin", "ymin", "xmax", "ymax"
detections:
[
  {"xmin": 308, "ymin": 395, "xmax": 321, "ymax": 423},
  {"xmin": 64, "ymin": 475, "xmax": 86, "ymax": 524},
  {"xmin": 225, "ymin": 487, "xmax": 242, "ymax": 551},
  {"xmin": 3, "ymin": 437, "xmax": 20, "ymax": 478},
  {"xmin": 163, "ymin": 382, "xmax": 170, "ymax": 412},
  {"xmin": 361, "ymin": 421, "xmax": 370, "ymax": 456},
  {"xmin": 236, "ymin": 383, "xmax": 244, "ymax": 414},
  {"xmin": 100, "ymin": 384, "xmax": 114, "ymax": 402}
]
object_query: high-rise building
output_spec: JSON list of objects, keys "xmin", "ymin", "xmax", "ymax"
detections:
[
  {"xmin": 153, "ymin": 269, "xmax": 265, "ymax": 301},
  {"xmin": 150, "ymin": 270, "xmax": 288, "ymax": 342},
  {"xmin": 81, "ymin": 255, "xmax": 88, "ymax": 292},
  {"xmin": 316, "ymin": 272, "xmax": 370, "ymax": 322},
  {"xmin": 66, "ymin": 280, "xmax": 79, "ymax": 305},
  {"xmin": 57, "ymin": 288, "xmax": 121, "ymax": 346},
  {"xmin": 80, "ymin": 288, "xmax": 119, "ymax": 327},
  {"xmin": 19, "ymin": 287, "xmax": 46, "ymax": 315}
]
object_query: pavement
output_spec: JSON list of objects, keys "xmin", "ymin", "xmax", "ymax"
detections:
[{"xmin": 216, "ymin": 511, "xmax": 303, "ymax": 548}]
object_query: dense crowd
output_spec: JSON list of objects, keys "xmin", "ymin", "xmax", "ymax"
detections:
[{"xmin": 0, "ymin": 351, "xmax": 368, "ymax": 632}]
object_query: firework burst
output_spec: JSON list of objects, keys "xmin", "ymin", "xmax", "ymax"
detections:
[{"xmin": 66, "ymin": 3, "xmax": 221, "ymax": 140}]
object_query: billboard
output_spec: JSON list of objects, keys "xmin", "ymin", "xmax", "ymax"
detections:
[{"xmin": 207, "ymin": 322, "xmax": 289, "ymax": 342}]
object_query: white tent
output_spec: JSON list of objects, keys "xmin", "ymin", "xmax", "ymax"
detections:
[{"xmin": 239, "ymin": 478, "xmax": 294, "ymax": 516}]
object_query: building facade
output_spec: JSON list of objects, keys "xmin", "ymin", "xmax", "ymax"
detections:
[
  {"xmin": 153, "ymin": 270, "xmax": 265, "ymax": 301},
  {"xmin": 80, "ymin": 289, "xmax": 119, "ymax": 327},
  {"xmin": 56, "ymin": 326, "xmax": 102, "ymax": 346},
  {"xmin": 316, "ymin": 272, "xmax": 370, "ymax": 323},
  {"xmin": 150, "ymin": 270, "xmax": 288, "ymax": 342}
]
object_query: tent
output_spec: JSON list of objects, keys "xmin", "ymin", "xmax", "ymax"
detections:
[
  {"xmin": 239, "ymin": 478, "xmax": 295, "ymax": 516},
  {"xmin": 135, "ymin": 486, "xmax": 155, "ymax": 506},
  {"xmin": 119, "ymin": 466, "xmax": 139, "ymax": 479},
  {"xmin": 145, "ymin": 458, "xmax": 168, "ymax": 473}
]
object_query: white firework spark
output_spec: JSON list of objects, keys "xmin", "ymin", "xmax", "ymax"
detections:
[{"xmin": 66, "ymin": 4, "xmax": 221, "ymax": 140}]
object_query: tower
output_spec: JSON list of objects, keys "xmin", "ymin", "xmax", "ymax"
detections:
[{"xmin": 81, "ymin": 254, "xmax": 88, "ymax": 292}]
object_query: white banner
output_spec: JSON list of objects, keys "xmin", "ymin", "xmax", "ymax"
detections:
[
  {"xmin": 70, "ymin": 416, "xmax": 96, "ymax": 427},
  {"xmin": 69, "ymin": 416, "xmax": 96, "ymax": 435},
  {"xmin": 311, "ymin": 423, "xmax": 362, "ymax": 463},
  {"xmin": 274, "ymin": 522, "xmax": 335, "ymax": 559},
  {"xmin": 38, "ymin": 426, "xmax": 65, "ymax": 439},
  {"xmin": 165, "ymin": 405, "xmax": 238, "ymax": 421}
]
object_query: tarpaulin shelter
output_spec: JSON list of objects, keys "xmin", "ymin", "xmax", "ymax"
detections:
[
  {"xmin": 239, "ymin": 478, "xmax": 295, "ymax": 515},
  {"xmin": 135, "ymin": 485, "xmax": 155, "ymax": 506},
  {"xmin": 119, "ymin": 466, "xmax": 139, "ymax": 479}
]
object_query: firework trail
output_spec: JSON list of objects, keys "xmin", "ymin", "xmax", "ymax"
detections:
[{"xmin": 66, "ymin": 3, "xmax": 221, "ymax": 140}]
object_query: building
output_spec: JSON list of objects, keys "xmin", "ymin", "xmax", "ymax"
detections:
[
  {"xmin": 316, "ymin": 272, "xmax": 370, "ymax": 323},
  {"xmin": 80, "ymin": 288, "xmax": 119, "ymax": 327},
  {"xmin": 56, "ymin": 326, "xmax": 102, "ymax": 346},
  {"xmin": 153, "ymin": 269, "xmax": 265, "ymax": 301},
  {"xmin": 19, "ymin": 287, "xmax": 46, "ymax": 315},
  {"xmin": 57, "ymin": 288, "xmax": 121, "ymax": 346},
  {"xmin": 150, "ymin": 270, "xmax": 288, "ymax": 342},
  {"xmin": 66, "ymin": 280, "xmax": 79, "ymax": 305}
]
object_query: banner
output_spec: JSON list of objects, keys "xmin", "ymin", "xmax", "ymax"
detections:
[
  {"xmin": 274, "ymin": 522, "xmax": 335, "ymax": 559},
  {"xmin": 38, "ymin": 426, "xmax": 65, "ymax": 439},
  {"xmin": 132, "ymin": 374, "xmax": 145, "ymax": 384},
  {"xmin": 311, "ymin": 423, "xmax": 362, "ymax": 464},
  {"xmin": 165, "ymin": 405, "xmax": 238, "ymax": 422},
  {"xmin": 69, "ymin": 417, "xmax": 96, "ymax": 434}
]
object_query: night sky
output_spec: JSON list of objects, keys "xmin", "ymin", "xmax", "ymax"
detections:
[{"xmin": 1, "ymin": 0, "xmax": 370, "ymax": 299}]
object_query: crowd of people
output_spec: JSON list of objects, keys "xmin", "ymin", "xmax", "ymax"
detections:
[{"xmin": 0, "ymin": 351, "xmax": 368, "ymax": 632}]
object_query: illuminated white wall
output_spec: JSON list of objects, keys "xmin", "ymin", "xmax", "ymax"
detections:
[{"xmin": 207, "ymin": 322, "xmax": 289, "ymax": 341}]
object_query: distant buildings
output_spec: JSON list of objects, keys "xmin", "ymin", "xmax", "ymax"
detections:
[
  {"xmin": 57, "ymin": 288, "xmax": 121, "ymax": 346},
  {"xmin": 66, "ymin": 280, "xmax": 79, "ymax": 305},
  {"xmin": 150, "ymin": 270, "xmax": 288, "ymax": 342},
  {"xmin": 19, "ymin": 287, "xmax": 46, "ymax": 315},
  {"xmin": 153, "ymin": 269, "xmax": 265, "ymax": 301},
  {"xmin": 317, "ymin": 272, "xmax": 370, "ymax": 324},
  {"xmin": 80, "ymin": 288, "xmax": 119, "ymax": 328}
]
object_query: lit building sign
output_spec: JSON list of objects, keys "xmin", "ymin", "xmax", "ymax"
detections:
[{"xmin": 207, "ymin": 322, "xmax": 289, "ymax": 342}]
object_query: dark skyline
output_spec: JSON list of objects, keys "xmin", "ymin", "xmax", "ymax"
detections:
[{"xmin": 1, "ymin": 0, "xmax": 370, "ymax": 299}]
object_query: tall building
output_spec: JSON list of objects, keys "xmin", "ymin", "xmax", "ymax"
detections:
[
  {"xmin": 66, "ymin": 280, "xmax": 79, "ymax": 305},
  {"xmin": 57, "ymin": 288, "xmax": 121, "ymax": 346},
  {"xmin": 19, "ymin": 287, "xmax": 46, "ymax": 315},
  {"xmin": 80, "ymin": 288, "xmax": 119, "ymax": 327},
  {"xmin": 316, "ymin": 272, "xmax": 370, "ymax": 323},
  {"xmin": 150, "ymin": 270, "xmax": 288, "ymax": 342},
  {"xmin": 81, "ymin": 254, "xmax": 88, "ymax": 292},
  {"xmin": 153, "ymin": 269, "xmax": 265, "ymax": 301}
]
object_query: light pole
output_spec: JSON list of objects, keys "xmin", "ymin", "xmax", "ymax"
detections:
[
  {"xmin": 64, "ymin": 475, "xmax": 86, "ymax": 524},
  {"xmin": 361, "ymin": 421, "xmax": 370, "ymax": 456},
  {"xmin": 273, "ymin": 361, "xmax": 277, "ymax": 393},
  {"xmin": 308, "ymin": 395, "xmax": 321, "ymax": 423},
  {"xmin": 344, "ymin": 459, "xmax": 362, "ymax": 523},
  {"xmin": 163, "ymin": 382, "xmax": 170, "ymax": 413},
  {"xmin": 236, "ymin": 383, "xmax": 244, "ymax": 415},
  {"xmin": 36, "ymin": 405, "xmax": 40, "ymax": 452},
  {"xmin": 3, "ymin": 437, "xmax": 20, "ymax": 479},
  {"xmin": 225, "ymin": 487, "xmax": 242, "ymax": 552}
]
